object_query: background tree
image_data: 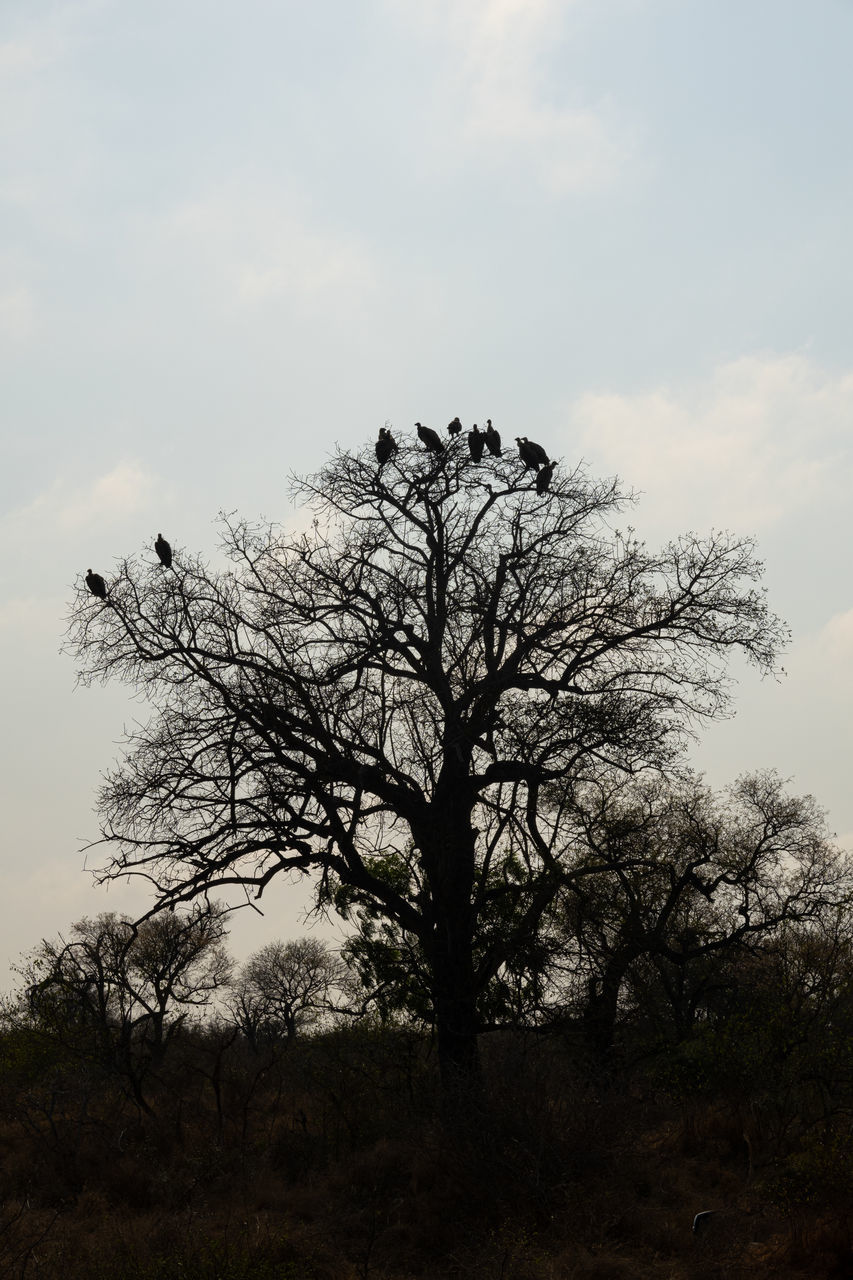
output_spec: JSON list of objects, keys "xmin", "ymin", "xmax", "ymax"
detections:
[
  {"xmin": 227, "ymin": 937, "xmax": 345, "ymax": 1046},
  {"xmin": 337, "ymin": 770, "xmax": 850, "ymax": 1052},
  {"xmin": 16, "ymin": 903, "xmax": 230, "ymax": 1110},
  {"xmin": 546, "ymin": 769, "xmax": 850, "ymax": 1056},
  {"xmin": 66, "ymin": 433, "xmax": 786, "ymax": 1094}
]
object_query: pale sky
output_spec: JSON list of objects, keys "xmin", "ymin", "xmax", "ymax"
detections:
[{"xmin": 2, "ymin": 0, "xmax": 852, "ymax": 988}]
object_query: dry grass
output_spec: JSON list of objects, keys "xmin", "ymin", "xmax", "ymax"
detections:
[{"xmin": 0, "ymin": 1026, "xmax": 850, "ymax": 1279}]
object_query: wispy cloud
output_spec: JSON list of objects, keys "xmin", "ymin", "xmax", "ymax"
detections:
[
  {"xmin": 0, "ymin": 595, "xmax": 56, "ymax": 634},
  {"xmin": 0, "ymin": 461, "xmax": 161, "ymax": 636},
  {"xmin": 0, "ymin": 285, "xmax": 36, "ymax": 340},
  {"xmin": 6, "ymin": 460, "xmax": 156, "ymax": 536},
  {"xmin": 0, "ymin": 0, "xmax": 111, "ymax": 74},
  {"xmin": 387, "ymin": 0, "xmax": 631, "ymax": 191},
  {"xmin": 819, "ymin": 609, "xmax": 853, "ymax": 662},
  {"xmin": 59, "ymin": 461, "xmax": 156, "ymax": 529},
  {"xmin": 572, "ymin": 353, "xmax": 853, "ymax": 532},
  {"xmin": 162, "ymin": 189, "xmax": 378, "ymax": 311},
  {"xmin": 0, "ymin": 39, "xmax": 54, "ymax": 74}
]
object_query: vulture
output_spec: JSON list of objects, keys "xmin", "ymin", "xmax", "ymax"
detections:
[
  {"xmin": 483, "ymin": 419, "xmax": 502, "ymax": 456},
  {"xmin": 416, "ymin": 422, "xmax": 444, "ymax": 454},
  {"xmin": 516, "ymin": 436, "xmax": 549, "ymax": 471},
  {"xmin": 154, "ymin": 533, "xmax": 172, "ymax": 568},
  {"xmin": 375, "ymin": 427, "xmax": 397, "ymax": 467},
  {"xmin": 467, "ymin": 423, "xmax": 485, "ymax": 462},
  {"xmin": 85, "ymin": 569, "xmax": 107, "ymax": 600},
  {"xmin": 447, "ymin": 416, "xmax": 462, "ymax": 436},
  {"xmin": 535, "ymin": 461, "xmax": 555, "ymax": 495},
  {"xmin": 526, "ymin": 437, "xmax": 550, "ymax": 467}
]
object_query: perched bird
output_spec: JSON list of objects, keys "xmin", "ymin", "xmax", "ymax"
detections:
[
  {"xmin": 467, "ymin": 423, "xmax": 485, "ymax": 462},
  {"xmin": 516, "ymin": 436, "xmax": 549, "ymax": 471},
  {"xmin": 525, "ymin": 437, "xmax": 549, "ymax": 466},
  {"xmin": 416, "ymin": 422, "xmax": 444, "ymax": 454},
  {"xmin": 484, "ymin": 419, "xmax": 502, "ymax": 456},
  {"xmin": 85, "ymin": 569, "xmax": 107, "ymax": 600},
  {"xmin": 516, "ymin": 437, "xmax": 538, "ymax": 470},
  {"xmin": 535, "ymin": 461, "xmax": 555, "ymax": 494},
  {"xmin": 154, "ymin": 533, "xmax": 172, "ymax": 568},
  {"xmin": 447, "ymin": 417, "xmax": 462, "ymax": 436},
  {"xmin": 375, "ymin": 427, "xmax": 397, "ymax": 467}
]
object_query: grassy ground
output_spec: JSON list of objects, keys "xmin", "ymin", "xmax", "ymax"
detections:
[{"xmin": 0, "ymin": 1026, "xmax": 849, "ymax": 1279}]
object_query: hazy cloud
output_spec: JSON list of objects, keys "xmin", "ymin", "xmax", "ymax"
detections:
[
  {"xmin": 0, "ymin": 0, "xmax": 111, "ymax": 73},
  {"xmin": 0, "ymin": 177, "xmax": 41, "ymax": 209},
  {"xmin": 803, "ymin": 609, "xmax": 853, "ymax": 693},
  {"xmin": 0, "ymin": 39, "xmax": 52, "ymax": 74},
  {"xmin": 387, "ymin": 0, "xmax": 630, "ymax": 191},
  {"xmin": 0, "ymin": 285, "xmax": 36, "ymax": 340},
  {"xmin": 819, "ymin": 609, "xmax": 853, "ymax": 662},
  {"xmin": 162, "ymin": 190, "xmax": 378, "ymax": 312},
  {"xmin": 0, "ymin": 594, "xmax": 57, "ymax": 636},
  {"xmin": 573, "ymin": 353, "xmax": 853, "ymax": 532},
  {"xmin": 6, "ymin": 461, "xmax": 157, "ymax": 538}
]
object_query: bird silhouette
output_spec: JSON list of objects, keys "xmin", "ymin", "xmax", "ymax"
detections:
[
  {"xmin": 447, "ymin": 417, "xmax": 462, "ymax": 436},
  {"xmin": 375, "ymin": 427, "xmax": 397, "ymax": 467},
  {"xmin": 484, "ymin": 419, "xmax": 502, "ymax": 456},
  {"xmin": 85, "ymin": 570, "xmax": 107, "ymax": 600},
  {"xmin": 416, "ymin": 422, "xmax": 444, "ymax": 454},
  {"xmin": 535, "ymin": 461, "xmax": 555, "ymax": 494},
  {"xmin": 154, "ymin": 534, "xmax": 172, "ymax": 568},
  {"xmin": 526, "ymin": 438, "xmax": 549, "ymax": 466},
  {"xmin": 516, "ymin": 437, "xmax": 549, "ymax": 471},
  {"xmin": 468, "ymin": 424, "xmax": 485, "ymax": 462}
]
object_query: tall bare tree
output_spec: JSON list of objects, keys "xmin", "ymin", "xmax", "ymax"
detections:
[{"xmin": 66, "ymin": 434, "xmax": 786, "ymax": 1093}]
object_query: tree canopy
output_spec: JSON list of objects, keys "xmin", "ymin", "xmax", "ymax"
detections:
[
  {"xmin": 16, "ymin": 904, "xmax": 230, "ymax": 1110},
  {"xmin": 67, "ymin": 432, "xmax": 788, "ymax": 1089}
]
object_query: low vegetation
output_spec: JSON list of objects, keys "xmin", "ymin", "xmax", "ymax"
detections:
[
  {"xmin": 29, "ymin": 431, "xmax": 847, "ymax": 1275},
  {"xmin": 2, "ymin": 902, "xmax": 853, "ymax": 1279}
]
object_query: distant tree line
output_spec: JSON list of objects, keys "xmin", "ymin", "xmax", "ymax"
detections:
[
  {"xmin": 4, "ymin": 757, "xmax": 849, "ymax": 1107},
  {"xmin": 3, "ymin": 804, "xmax": 853, "ymax": 1268}
]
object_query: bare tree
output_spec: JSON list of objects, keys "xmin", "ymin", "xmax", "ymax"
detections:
[
  {"xmin": 65, "ymin": 434, "xmax": 786, "ymax": 1095},
  {"xmin": 227, "ymin": 937, "xmax": 345, "ymax": 1045},
  {"xmin": 549, "ymin": 770, "xmax": 851, "ymax": 1055},
  {"xmin": 17, "ymin": 904, "xmax": 231, "ymax": 1110}
]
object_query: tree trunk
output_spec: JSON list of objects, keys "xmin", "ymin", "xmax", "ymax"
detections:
[
  {"xmin": 583, "ymin": 954, "xmax": 632, "ymax": 1061},
  {"xmin": 433, "ymin": 964, "xmax": 481, "ymax": 1099},
  {"xmin": 425, "ymin": 851, "xmax": 482, "ymax": 1103},
  {"xmin": 419, "ymin": 773, "xmax": 483, "ymax": 1106}
]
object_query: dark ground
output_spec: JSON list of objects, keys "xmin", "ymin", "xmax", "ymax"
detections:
[{"xmin": 1, "ymin": 1025, "xmax": 850, "ymax": 1279}]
